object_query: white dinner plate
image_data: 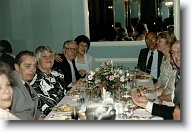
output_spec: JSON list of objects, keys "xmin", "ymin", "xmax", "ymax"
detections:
[{"xmin": 136, "ymin": 78, "xmax": 151, "ymax": 82}]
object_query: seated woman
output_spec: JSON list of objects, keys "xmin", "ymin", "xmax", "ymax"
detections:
[
  {"xmin": 154, "ymin": 32, "xmax": 177, "ymax": 88},
  {"xmin": 157, "ymin": 57, "xmax": 177, "ymax": 106},
  {"xmin": 74, "ymin": 35, "xmax": 97, "ymax": 74},
  {"xmin": 30, "ymin": 46, "xmax": 67, "ymax": 115},
  {"xmin": 0, "ymin": 61, "xmax": 20, "ymax": 120}
]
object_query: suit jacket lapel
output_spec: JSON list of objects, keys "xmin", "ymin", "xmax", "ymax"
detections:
[
  {"xmin": 144, "ymin": 49, "xmax": 149, "ymax": 67},
  {"xmin": 173, "ymin": 69, "xmax": 180, "ymax": 105},
  {"xmin": 13, "ymin": 71, "xmax": 33, "ymax": 100}
]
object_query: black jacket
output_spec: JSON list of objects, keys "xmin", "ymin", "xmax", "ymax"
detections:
[
  {"xmin": 137, "ymin": 48, "xmax": 163, "ymax": 79},
  {"xmin": 53, "ymin": 54, "xmax": 81, "ymax": 90}
]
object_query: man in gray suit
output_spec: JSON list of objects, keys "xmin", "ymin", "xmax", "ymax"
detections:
[
  {"xmin": 10, "ymin": 50, "xmax": 44, "ymax": 120},
  {"xmin": 132, "ymin": 40, "xmax": 181, "ymax": 120}
]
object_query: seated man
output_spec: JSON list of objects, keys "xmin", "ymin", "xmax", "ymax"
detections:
[
  {"xmin": 53, "ymin": 40, "xmax": 85, "ymax": 90},
  {"xmin": 10, "ymin": 50, "xmax": 45, "ymax": 120},
  {"xmin": 137, "ymin": 32, "xmax": 163, "ymax": 83},
  {"xmin": 132, "ymin": 40, "xmax": 180, "ymax": 120}
]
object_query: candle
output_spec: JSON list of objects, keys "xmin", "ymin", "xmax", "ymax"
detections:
[{"xmin": 103, "ymin": 87, "xmax": 106, "ymax": 99}]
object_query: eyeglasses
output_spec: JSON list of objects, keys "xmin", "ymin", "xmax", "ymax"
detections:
[
  {"xmin": 65, "ymin": 47, "xmax": 78, "ymax": 52},
  {"xmin": 145, "ymin": 38, "xmax": 156, "ymax": 42}
]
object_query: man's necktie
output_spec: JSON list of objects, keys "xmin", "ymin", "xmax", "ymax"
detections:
[
  {"xmin": 146, "ymin": 52, "xmax": 154, "ymax": 74},
  {"xmin": 24, "ymin": 82, "xmax": 32, "ymax": 97}
]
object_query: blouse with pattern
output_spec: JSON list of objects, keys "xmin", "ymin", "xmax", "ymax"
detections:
[
  {"xmin": 30, "ymin": 67, "xmax": 66, "ymax": 115},
  {"xmin": 158, "ymin": 56, "xmax": 174, "ymax": 86}
]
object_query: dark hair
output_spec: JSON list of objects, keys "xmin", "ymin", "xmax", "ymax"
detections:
[
  {"xmin": 115, "ymin": 22, "xmax": 122, "ymax": 28},
  {"xmin": 0, "ymin": 40, "xmax": 12, "ymax": 53},
  {"xmin": 127, "ymin": 26, "xmax": 134, "ymax": 33},
  {"xmin": 74, "ymin": 35, "xmax": 90, "ymax": 50},
  {"xmin": 167, "ymin": 25, "xmax": 174, "ymax": 34},
  {"xmin": 136, "ymin": 23, "xmax": 147, "ymax": 35},
  {"xmin": 0, "ymin": 61, "xmax": 15, "ymax": 87},
  {"xmin": 15, "ymin": 50, "xmax": 35, "ymax": 65},
  {"xmin": 0, "ymin": 41, "xmax": 6, "ymax": 53}
]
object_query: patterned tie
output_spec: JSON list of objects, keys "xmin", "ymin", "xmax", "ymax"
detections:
[
  {"xmin": 146, "ymin": 52, "xmax": 154, "ymax": 74},
  {"xmin": 24, "ymin": 82, "xmax": 32, "ymax": 97}
]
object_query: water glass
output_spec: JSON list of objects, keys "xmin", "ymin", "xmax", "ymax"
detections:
[{"xmin": 79, "ymin": 90, "xmax": 86, "ymax": 104}]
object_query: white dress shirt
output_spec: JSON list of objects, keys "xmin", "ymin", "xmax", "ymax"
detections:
[
  {"xmin": 146, "ymin": 49, "xmax": 158, "ymax": 79},
  {"xmin": 67, "ymin": 59, "xmax": 76, "ymax": 87}
]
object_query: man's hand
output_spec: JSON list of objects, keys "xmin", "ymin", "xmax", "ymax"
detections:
[
  {"xmin": 131, "ymin": 90, "xmax": 148, "ymax": 108},
  {"xmin": 157, "ymin": 96, "xmax": 163, "ymax": 105},
  {"xmin": 173, "ymin": 105, "xmax": 180, "ymax": 120}
]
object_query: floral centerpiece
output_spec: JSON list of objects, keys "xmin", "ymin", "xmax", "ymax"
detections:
[{"xmin": 87, "ymin": 60, "xmax": 125, "ymax": 95}]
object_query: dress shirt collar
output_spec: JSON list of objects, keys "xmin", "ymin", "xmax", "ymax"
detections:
[{"xmin": 149, "ymin": 49, "xmax": 158, "ymax": 54}]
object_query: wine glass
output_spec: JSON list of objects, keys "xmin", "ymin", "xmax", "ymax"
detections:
[
  {"xmin": 79, "ymin": 90, "xmax": 86, "ymax": 104},
  {"xmin": 117, "ymin": 64, "xmax": 123, "ymax": 69},
  {"xmin": 134, "ymin": 65, "xmax": 140, "ymax": 73},
  {"xmin": 121, "ymin": 90, "xmax": 132, "ymax": 104}
]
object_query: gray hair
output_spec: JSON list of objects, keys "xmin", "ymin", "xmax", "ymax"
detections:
[
  {"xmin": 63, "ymin": 40, "xmax": 77, "ymax": 48},
  {"xmin": 35, "ymin": 45, "xmax": 55, "ymax": 62}
]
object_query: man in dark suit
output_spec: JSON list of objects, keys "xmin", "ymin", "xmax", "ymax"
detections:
[
  {"xmin": 0, "ymin": 41, "xmax": 15, "ymax": 70},
  {"xmin": 10, "ymin": 50, "xmax": 44, "ymax": 120},
  {"xmin": 137, "ymin": 32, "xmax": 164, "ymax": 83},
  {"xmin": 132, "ymin": 40, "xmax": 181, "ymax": 120},
  {"xmin": 53, "ymin": 40, "xmax": 85, "ymax": 90}
]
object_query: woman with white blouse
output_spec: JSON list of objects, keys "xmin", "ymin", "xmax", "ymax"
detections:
[{"xmin": 74, "ymin": 35, "xmax": 97, "ymax": 74}]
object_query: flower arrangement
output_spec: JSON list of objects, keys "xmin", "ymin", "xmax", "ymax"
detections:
[{"xmin": 87, "ymin": 60, "xmax": 125, "ymax": 94}]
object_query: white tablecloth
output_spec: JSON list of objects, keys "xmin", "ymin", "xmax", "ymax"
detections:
[{"xmin": 45, "ymin": 79, "xmax": 163, "ymax": 120}]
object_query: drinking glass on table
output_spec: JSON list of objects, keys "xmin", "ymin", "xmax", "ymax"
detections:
[
  {"xmin": 122, "ymin": 90, "xmax": 134, "ymax": 119},
  {"xmin": 117, "ymin": 64, "xmax": 123, "ymax": 69},
  {"xmin": 121, "ymin": 90, "xmax": 132, "ymax": 104},
  {"xmin": 134, "ymin": 65, "xmax": 140, "ymax": 74},
  {"xmin": 79, "ymin": 90, "xmax": 86, "ymax": 104}
]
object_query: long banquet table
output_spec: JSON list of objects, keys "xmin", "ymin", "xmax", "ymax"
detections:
[{"xmin": 45, "ymin": 79, "xmax": 163, "ymax": 120}]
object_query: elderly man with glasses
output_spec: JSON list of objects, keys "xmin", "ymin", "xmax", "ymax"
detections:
[
  {"xmin": 137, "ymin": 32, "xmax": 164, "ymax": 83},
  {"xmin": 53, "ymin": 40, "xmax": 85, "ymax": 90}
]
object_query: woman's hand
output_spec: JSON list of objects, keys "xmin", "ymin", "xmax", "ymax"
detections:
[
  {"xmin": 55, "ymin": 54, "xmax": 62, "ymax": 62},
  {"xmin": 79, "ymin": 69, "xmax": 86, "ymax": 77}
]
